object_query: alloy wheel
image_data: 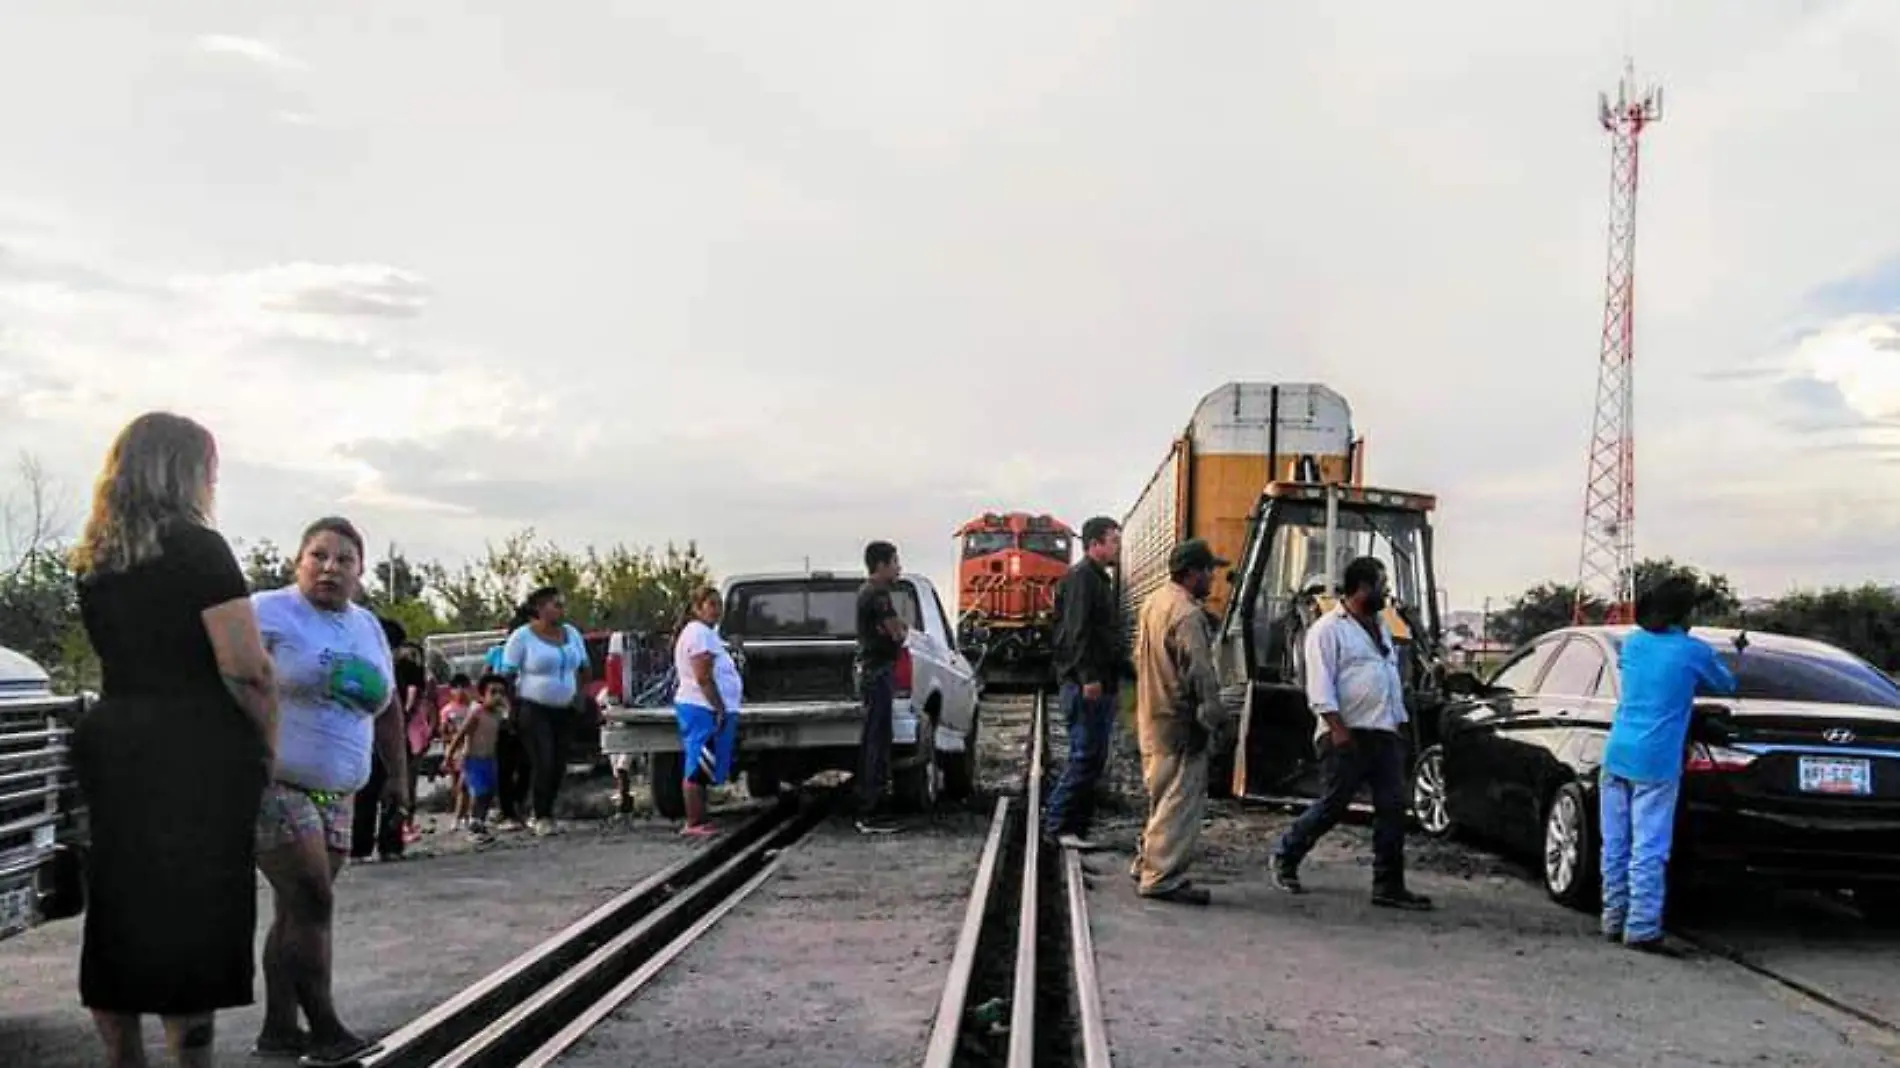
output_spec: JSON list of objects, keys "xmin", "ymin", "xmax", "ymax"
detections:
[
  {"xmin": 1544, "ymin": 790, "xmax": 1582, "ymax": 898},
  {"xmin": 1412, "ymin": 747, "xmax": 1452, "ymax": 836}
]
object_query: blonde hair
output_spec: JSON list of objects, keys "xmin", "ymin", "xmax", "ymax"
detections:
[{"xmin": 70, "ymin": 412, "xmax": 218, "ymax": 576}]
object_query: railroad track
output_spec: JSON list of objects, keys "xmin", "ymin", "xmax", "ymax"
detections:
[
  {"xmin": 359, "ymin": 793, "xmax": 827, "ymax": 1068},
  {"xmin": 924, "ymin": 690, "xmax": 1111, "ymax": 1068}
]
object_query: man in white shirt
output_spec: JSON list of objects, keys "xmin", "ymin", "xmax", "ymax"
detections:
[{"xmin": 1269, "ymin": 556, "xmax": 1433, "ymax": 910}]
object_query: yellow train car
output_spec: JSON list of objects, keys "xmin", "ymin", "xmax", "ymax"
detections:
[{"xmin": 1121, "ymin": 383, "xmax": 1361, "ymax": 625}]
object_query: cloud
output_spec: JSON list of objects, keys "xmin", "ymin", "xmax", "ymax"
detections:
[
  {"xmin": 194, "ymin": 34, "xmax": 308, "ymax": 72},
  {"xmin": 173, "ymin": 263, "xmax": 431, "ymax": 319},
  {"xmin": 7, "ymin": 2, "xmax": 1900, "ymax": 605}
]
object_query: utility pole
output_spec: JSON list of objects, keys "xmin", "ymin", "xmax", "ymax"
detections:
[{"xmin": 1576, "ymin": 58, "xmax": 1660, "ymax": 626}]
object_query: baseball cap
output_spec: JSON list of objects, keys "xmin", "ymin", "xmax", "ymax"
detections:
[{"xmin": 1168, "ymin": 538, "xmax": 1230, "ymax": 574}]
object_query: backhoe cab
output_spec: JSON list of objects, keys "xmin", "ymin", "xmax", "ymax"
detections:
[{"xmin": 1214, "ymin": 481, "xmax": 1449, "ymax": 799}]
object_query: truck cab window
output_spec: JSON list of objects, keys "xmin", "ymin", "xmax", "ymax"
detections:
[{"xmin": 725, "ymin": 580, "xmax": 921, "ymax": 639}]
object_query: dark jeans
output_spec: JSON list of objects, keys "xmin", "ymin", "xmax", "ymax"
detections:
[
  {"xmin": 1043, "ymin": 682, "xmax": 1116, "ymax": 837},
  {"xmin": 856, "ymin": 666, "xmax": 895, "ymax": 813},
  {"xmin": 1273, "ymin": 729, "xmax": 1410, "ymax": 892},
  {"xmin": 517, "ymin": 700, "xmax": 569, "ymax": 821},
  {"xmin": 351, "ymin": 754, "xmax": 404, "ymax": 860},
  {"xmin": 496, "ymin": 727, "xmax": 531, "ymax": 823}
]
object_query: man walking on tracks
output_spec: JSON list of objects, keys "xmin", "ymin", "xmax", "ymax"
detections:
[
  {"xmin": 855, "ymin": 540, "xmax": 910, "ymax": 835},
  {"xmin": 1269, "ymin": 556, "xmax": 1434, "ymax": 910},
  {"xmin": 1044, "ymin": 516, "xmax": 1128, "ymax": 852},
  {"xmin": 1130, "ymin": 539, "xmax": 1234, "ymax": 905}
]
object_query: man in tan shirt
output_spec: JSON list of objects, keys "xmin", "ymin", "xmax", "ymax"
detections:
[{"xmin": 1130, "ymin": 539, "xmax": 1235, "ymax": 905}]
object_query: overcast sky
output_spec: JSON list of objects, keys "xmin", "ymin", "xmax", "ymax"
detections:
[{"xmin": 1, "ymin": 1, "xmax": 1896, "ymax": 609}]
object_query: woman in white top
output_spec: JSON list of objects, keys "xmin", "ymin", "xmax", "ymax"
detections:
[{"xmin": 672, "ymin": 585, "xmax": 743, "ymax": 837}]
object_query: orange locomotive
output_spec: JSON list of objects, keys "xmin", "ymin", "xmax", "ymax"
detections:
[{"xmin": 953, "ymin": 512, "xmax": 1076, "ymax": 690}]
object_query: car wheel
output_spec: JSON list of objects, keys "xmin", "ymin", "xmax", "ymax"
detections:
[
  {"xmin": 649, "ymin": 752, "xmax": 686, "ymax": 821},
  {"xmin": 1543, "ymin": 781, "xmax": 1599, "ymax": 911},
  {"xmin": 1411, "ymin": 744, "xmax": 1455, "ymax": 838},
  {"xmin": 939, "ymin": 711, "xmax": 979, "ymax": 801}
]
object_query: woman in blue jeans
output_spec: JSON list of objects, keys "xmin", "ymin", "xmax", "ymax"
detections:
[{"xmin": 1599, "ymin": 576, "xmax": 1736, "ymax": 953}]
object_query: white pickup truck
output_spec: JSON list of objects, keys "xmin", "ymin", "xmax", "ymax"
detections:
[
  {"xmin": 0, "ymin": 644, "xmax": 88, "ymax": 942},
  {"xmin": 598, "ymin": 571, "xmax": 980, "ymax": 819}
]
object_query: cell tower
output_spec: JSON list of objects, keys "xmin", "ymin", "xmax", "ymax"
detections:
[{"xmin": 1575, "ymin": 60, "xmax": 1661, "ymax": 625}]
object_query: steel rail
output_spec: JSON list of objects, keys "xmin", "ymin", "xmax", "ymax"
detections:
[
  {"xmin": 1006, "ymin": 690, "xmax": 1047, "ymax": 1068},
  {"xmin": 1062, "ymin": 847, "xmax": 1112, "ymax": 1067},
  {"xmin": 362, "ymin": 797, "xmax": 804, "ymax": 1068},
  {"xmin": 920, "ymin": 795, "xmax": 1012, "ymax": 1068},
  {"xmin": 425, "ymin": 811, "xmax": 817, "ymax": 1067},
  {"xmin": 515, "ymin": 819, "xmax": 820, "ymax": 1068}
]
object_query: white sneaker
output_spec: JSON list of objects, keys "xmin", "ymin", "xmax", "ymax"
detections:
[
  {"xmin": 531, "ymin": 818, "xmax": 557, "ymax": 837},
  {"xmin": 1056, "ymin": 833, "xmax": 1103, "ymax": 852}
]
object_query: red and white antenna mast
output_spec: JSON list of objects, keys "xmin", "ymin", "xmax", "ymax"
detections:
[{"xmin": 1575, "ymin": 59, "xmax": 1661, "ymax": 625}]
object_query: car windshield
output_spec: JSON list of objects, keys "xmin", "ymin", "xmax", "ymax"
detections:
[
  {"xmin": 1709, "ymin": 646, "xmax": 1900, "ymax": 709},
  {"xmin": 724, "ymin": 580, "xmax": 922, "ymax": 639}
]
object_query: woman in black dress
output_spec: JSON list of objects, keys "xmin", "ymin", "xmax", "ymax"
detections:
[{"xmin": 70, "ymin": 412, "xmax": 278, "ymax": 1068}]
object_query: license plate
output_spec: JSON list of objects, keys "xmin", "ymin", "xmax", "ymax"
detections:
[
  {"xmin": 0, "ymin": 885, "xmax": 40, "ymax": 940},
  {"xmin": 1799, "ymin": 756, "xmax": 1872, "ymax": 796},
  {"xmin": 742, "ymin": 726, "xmax": 790, "ymax": 748}
]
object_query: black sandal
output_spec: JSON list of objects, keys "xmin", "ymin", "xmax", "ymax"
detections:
[
  {"xmin": 298, "ymin": 1035, "xmax": 384, "ymax": 1068},
  {"xmin": 250, "ymin": 1029, "xmax": 310, "ymax": 1057}
]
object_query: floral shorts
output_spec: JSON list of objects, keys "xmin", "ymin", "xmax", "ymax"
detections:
[{"xmin": 257, "ymin": 781, "xmax": 354, "ymax": 855}]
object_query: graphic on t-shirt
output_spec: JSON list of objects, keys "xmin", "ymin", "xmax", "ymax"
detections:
[{"xmin": 325, "ymin": 651, "xmax": 389, "ymax": 714}]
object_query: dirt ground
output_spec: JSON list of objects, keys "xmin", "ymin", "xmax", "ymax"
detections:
[
  {"xmin": 1007, "ymin": 692, "xmax": 1900, "ymax": 1066},
  {"xmin": 6, "ymin": 700, "xmax": 1900, "ymax": 1067},
  {"xmin": 0, "ymin": 782, "xmax": 704, "ymax": 1068},
  {"xmin": 560, "ymin": 806, "xmax": 990, "ymax": 1068},
  {"xmin": 1078, "ymin": 807, "xmax": 1900, "ymax": 1067}
]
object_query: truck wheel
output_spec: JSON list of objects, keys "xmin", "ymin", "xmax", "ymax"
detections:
[
  {"xmin": 746, "ymin": 767, "xmax": 782, "ymax": 800},
  {"xmin": 649, "ymin": 752, "xmax": 686, "ymax": 821},
  {"xmin": 894, "ymin": 726, "xmax": 940, "ymax": 812},
  {"xmin": 939, "ymin": 714, "xmax": 980, "ymax": 801}
]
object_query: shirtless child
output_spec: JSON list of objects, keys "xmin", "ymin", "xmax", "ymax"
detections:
[{"xmin": 447, "ymin": 674, "xmax": 508, "ymax": 842}]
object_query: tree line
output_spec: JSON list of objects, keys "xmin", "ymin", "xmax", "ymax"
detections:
[
  {"xmin": 0, "ymin": 456, "xmax": 711, "ymax": 690},
  {"xmin": 1470, "ymin": 557, "xmax": 1900, "ymax": 672}
]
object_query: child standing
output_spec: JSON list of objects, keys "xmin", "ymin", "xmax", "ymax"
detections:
[
  {"xmin": 448, "ymin": 675, "xmax": 509, "ymax": 842},
  {"xmin": 438, "ymin": 674, "xmax": 475, "ymax": 827}
]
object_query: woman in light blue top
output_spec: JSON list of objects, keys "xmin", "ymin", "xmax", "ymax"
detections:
[{"xmin": 499, "ymin": 585, "xmax": 590, "ymax": 835}]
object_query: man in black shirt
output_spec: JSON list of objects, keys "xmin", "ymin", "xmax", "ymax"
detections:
[
  {"xmin": 855, "ymin": 540, "xmax": 910, "ymax": 834},
  {"xmin": 1045, "ymin": 516, "xmax": 1128, "ymax": 851}
]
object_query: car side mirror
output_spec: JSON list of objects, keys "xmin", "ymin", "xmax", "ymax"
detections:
[{"xmin": 1443, "ymin": 669, "xmax": 1484, "ymax": 698}]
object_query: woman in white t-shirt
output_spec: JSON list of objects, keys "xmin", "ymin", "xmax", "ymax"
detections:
[{"xmin": 672, "ymin": 585, "xmax": 743, "ymax": 837}]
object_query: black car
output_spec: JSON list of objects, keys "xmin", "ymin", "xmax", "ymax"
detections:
[{"xmin": 1412, "ymin": 626, "xmax": 1900, "ymax": 912}]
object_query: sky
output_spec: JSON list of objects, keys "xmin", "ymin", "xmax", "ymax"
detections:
[{"xmin": 1, "ymin": 1, "xmax": 1897, "ymax": 611}]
